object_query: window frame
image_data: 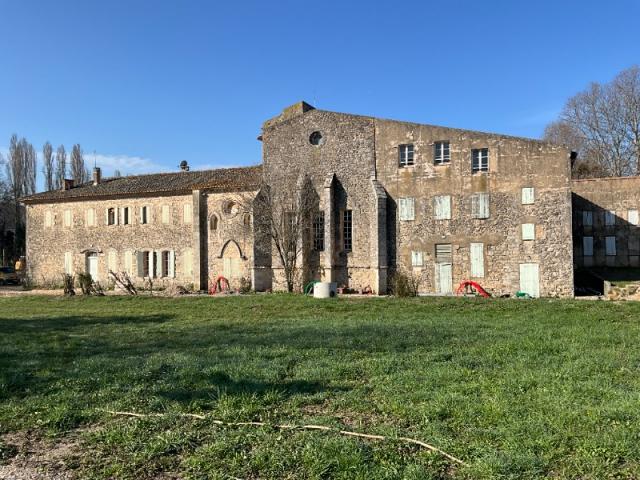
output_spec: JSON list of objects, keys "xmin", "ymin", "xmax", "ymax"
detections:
[
  {"xmin": 433, "ymin": 195, "xmax": 452, "ymax": 220},
  {"xmin": 343, "ymin": 209, "xmax": 353, "ymax": 252},
  {"xmin": 521, "ymin": 187, "xmax": 535, "ymax": 205},
  {"xmin": 522, "ymin": 223, "xmax": 535, "ymax": 241},
  {"xmin": 433, "ymin": 141, "xmax": 450, "ymax": 165},
  {"xmin": 471, "ymin": 148, "xmax": 489, "ymax": 173},
  {"xmin": 605, "ymin": 236, "xmax": 617, "ymax": 256},
  {"xmin": 313, "ymin": 212, "xmax": 325, "ymax": 252},
  {"xmin": 398, "ymin": 144, "xmax": 415, "ymax": 167},
  {"xmin": 411, "ymin": 250, "xmax": 424, "ymax": 267},
  {"xmin": 583, "ymin": 236, "xmax": 594, "ymax": 257},
  {"xmin": 398, "ymin": 197, "xmax": 416, "ymax": 221}
]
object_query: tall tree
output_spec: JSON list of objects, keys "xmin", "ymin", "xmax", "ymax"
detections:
[
  {"xmin": 544, "ymin": 65, "xmax": 640, "ymax": 178},
  {"xmin": 42, "ymin": 141, "xmax": 54, "ymax": 191},
  {"xmin": 70, "ymin": 144, "xmax": 89, "ymax": 184},
  {"xmin": 55, "ymin": 145, "xmax": 67, "ymax": 189}
]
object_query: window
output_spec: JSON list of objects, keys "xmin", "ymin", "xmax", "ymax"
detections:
[
  {"xmin": 183, "ymin": 249, "xmax": 193, "ymax": 279},
  {"xmin": 140, "ymin": 206, "xmax": 149, "ymax": 224},
  {"xmin": 434, "ymin": 195, "xmax": 451, "ymax": 220},
  {"xmin": 471, "ymin": 193, "xmax": 490, "ymax": 219},
  {"xmin": 582, "ymin": 211, "xmax": 593, "ymax": 227},
  {"xmin": 309, "ymin": 131, "xmax": 324, "ymax": 146},
  {"xmin": 411, "ymin": 251, "xmax": 424, "ymax": 267},
  {"xmin": 343, "ymin": 210, "xmax": 353, "ymax": 251},
  {"xmin": 398, "ymin": 144, "xmax": 414, "ymax": 167},
  {"xmin": 434, "ymin": 141, "xmax": 450, "ymax": 165},
  {"xmin": 606, "ymin": 236, "xmax": 617, "ymax": 256},
  {"xmin": 162, "ymin": 205, "xmax": 170, "ymax": 224},
  {"xmin": 583, "ymin": 236, "xmax": 594, "ymax": 257},
  {"xmin": 64, "ymin": 210, "xmax": 72, "ymax": 227},
  {"xmin": 522, "ymin": 223, "xmax": 535, "ymax": 241},
  {"xmin": 121, "ymin": 207, "xmax": 130, "ymax": 225},
  {"xmin": 161, "ymin": 251, "xmax": 170, "ymax": 277},
  {"xmin": 124, "ymin": 251, "xmax": 133, "ymax": 275},
  {"xmin": 64, "ymin": 252, "xmax": 73, "ymax": 275},
  {"xmin": 137, "ymin": 251, "xmax": 150, "ymax": 278},
  {"xmin": 209, "ymin": 214, "xmax": 218, "ymax": 231},
  {"xmin": 313, "ymin": 212, "xmax": 325, "ymax": 251},
  {"xmin": 629, "ymin": 209, "xmax": 639, "ymax": 226},
  {"xmin": 44, "ymin": 211, "xmax": 53, "ymax": 228},
  {"xmin": 183, "ymin": 203, "xmax": 192, "ymax": 224},
  {"xmin": 107, "ymin": 250, "xmax": 118, "ymax": 273},
  {"xmin": 471, "ymin": 148, "xmax": 489, "ymax": 173},
  {"xmin": 605, "ymin": 210, "xmax": 616, "ymax": 226},
  {"xmin": 521, "ymin": 187, "xmax": 535, "ymax": 205},
  {"xmin": 107, "ymin": 208, "xmax": 116, "ymax": 226},
  {"xmin": 159, "ymin": 250, "xmax": 175, "ymax": 278},
  {"xmin": 399, "ymin": 198, "xmax": 415, "ymax": 221},
  {"xmin": 86, "ymin": 208, "xmax": 96, "ymax": 227},
  {"xmin": 435, "ymin": 243, "xmax": 452, "ymax": 262},
  {"xmin": 243, "ymin": 213, "xmax": 251, "ymax": 226},
  {"xmin": 470, "ymin": 243, "xmax": 484, "ymax": 277}
]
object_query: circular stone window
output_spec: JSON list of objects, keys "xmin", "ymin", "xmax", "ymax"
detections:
[
  {"xmin": 222, "ymin": 200, "xmax": 239, "ymax": 217},
  {"xmin": 309, "ymin": 131, "xmax": 324, "ymax": 146}
]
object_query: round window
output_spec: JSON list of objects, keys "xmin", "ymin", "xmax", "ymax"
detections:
[{"xmin": 309, "ymin": 131, "xmax": 324, "ymax": 146}]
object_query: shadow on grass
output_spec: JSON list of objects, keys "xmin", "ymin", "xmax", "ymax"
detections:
[{"xmin": 0, "ymin": 313, "xmax": 173, "ymax": 334}]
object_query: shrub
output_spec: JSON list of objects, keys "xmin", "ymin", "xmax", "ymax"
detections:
[{"xmin": 390, "ymin": 269, "xmax": 422, "ymax": 297}]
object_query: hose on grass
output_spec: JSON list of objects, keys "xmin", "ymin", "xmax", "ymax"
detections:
[{"xmin": 103, "ymin": 409, "xmax": 468, "ymax": 466}]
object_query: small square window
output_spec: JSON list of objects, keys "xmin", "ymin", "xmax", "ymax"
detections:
[
  {"xmin": 398, "ymin": 144, "xmax": 414, "ymax": 167},
  {"xmin": 411, "ymin": 251, "xmax": 424, "ymax": 267},
  {"xmin": 471, "ymin": 148, "xmax": 489, "ymax": 173},
  {"xmin": 521, "ymin": 187, "xmax": 535, "ymax": 205},
  {"xmin": 434, "ymin": 141, "xmax": 450, "ymax": 165},
  {"xmin": 522, "ymin": 223, "xmax": 535, "ymax": 241}
]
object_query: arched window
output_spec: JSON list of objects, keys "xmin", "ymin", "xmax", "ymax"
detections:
[
  {"xmin": 243, "ymin": 213, "xmax": 251, "ymax": 226},
  {"xmin": 209, "ymin": 214, "xmax": 218, "ymax": 231}
]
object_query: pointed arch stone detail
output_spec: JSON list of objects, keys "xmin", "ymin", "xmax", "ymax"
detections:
[{"xmin": 218, "ymin": 239, "xmax": 246, "ymax": 260}]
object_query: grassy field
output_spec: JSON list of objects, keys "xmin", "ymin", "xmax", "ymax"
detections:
[{"xmin": 1, "ymin": 295, "xmax": 640, "ymax": 479}]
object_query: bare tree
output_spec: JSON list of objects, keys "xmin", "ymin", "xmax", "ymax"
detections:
[
  {"xmin": 544, "ymin": 65, "xmax": 640, "ymax": 178},
  {"xmin": 113, "ymin": 169, "xmax": 122, "ymax": 178},
  {"xmin": 55, "ymin": 145, "xmax": 67, "ymax": 189},
  {"xmin": 252, "ymin": 178, "xmax": 318, "ymax": 292},
  {"xmin": 70, "ymin": 144, "xmax": 89, "ymax": 184},
  {"xmin": 42, "ymin": 141, "xmax": 54, "ymax": 191}
]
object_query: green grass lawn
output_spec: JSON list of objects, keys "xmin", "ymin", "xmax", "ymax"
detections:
[{"xmin": 1, "ymin": 295, "xmax": 640, "ymax": 479}]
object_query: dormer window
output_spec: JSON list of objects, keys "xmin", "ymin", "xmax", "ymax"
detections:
[{"xmin": 399, "ymin": 144, "xmax": 414, "ymax": 167}]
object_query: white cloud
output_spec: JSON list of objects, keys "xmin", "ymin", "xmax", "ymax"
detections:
[{"xmin": 90, "ymin": 153, "xmax": 165, "ymax": 177}]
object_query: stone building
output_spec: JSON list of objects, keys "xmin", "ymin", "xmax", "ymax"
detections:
[{"xmin": 22, "ymin": 101, "xmax": 614, "ymax": 298}]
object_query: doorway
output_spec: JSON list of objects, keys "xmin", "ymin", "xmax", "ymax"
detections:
[{"xmin": 86, "ymin": 252, "xmax": 99, "ymax": 281}]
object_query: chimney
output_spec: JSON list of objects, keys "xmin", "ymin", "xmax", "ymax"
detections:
[
  {"xmin": 179, "ymin": 160, "xmax": 190, "ymax": 172},
  {"xmin": 63, "ymin": 179, "xmax": 74, "ymax": 191},
  {"xmin": 93, "ymin": 167, "xmax": 102, "ymax": 185}
]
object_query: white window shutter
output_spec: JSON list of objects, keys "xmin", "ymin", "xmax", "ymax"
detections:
[
  {"xmin": 183, "ymin": 204, "xmax": 192, "ymax": 224},
  {"xmin": 148, "ymin": 251, "xmax": 154, "ymax": 277},
  {"xmin": 124, "ymin": 251, "xmax": 133, "ymax": 275},
  {"xmin": 628, "ymin": 209, "xmax": 639, "ymax": 226},
  {"xmin": 136, "ymin": 252, "xmax": 145, "ymax": 277},
  {"xmin": 148, "ymin": 206, "xmax": 153, "ymax": 224},
  {"xmin": 522, "ymin": 223, "xmax": 535, "ymax": 240},
  {"xmin": 411, "ymin": 251, "xmax": 423, "ymax": 267},
  {"xmin": 442, "ymin": 196, "xmax": 451, "ymax": 219},
  {"xmin": 105, "ymin": 208, "xmax": 109, "ymax": 225},
  {"xmin": 155, "ymin": 251, "xmax": 163, "ymax": 278},
  {"xmin": 470, "ymin": 242, "xmax": 484, "ymax": 277},
  {"xmin": 184, "ymin": 249, "xmax": 193, "ymax": 278},
  {"xmin": 521, "ymin": 187, "xmax": 535, "ymax": 205},
  {"xmin": 583, "ymin": 237, "xmax": 593, "ymax": 256},
  {"xmin": 479, "ymin": 194, "xmax": 489, "ymax": 219},
  {"xmin": 408, "ymin": 198, "xmax": 415, "ymax": 220},
  {"xmin": 169, "ymin": 251, "xmax": 175, "ymax": 278},
  {"xmin": 64, "ymin": 252, "xmax": 73, "ymax": 275}
]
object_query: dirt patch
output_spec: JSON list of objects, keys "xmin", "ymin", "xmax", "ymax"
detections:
[{"xmin": 0, "ymin": 430, "xmax": 81, "ymax": 480}]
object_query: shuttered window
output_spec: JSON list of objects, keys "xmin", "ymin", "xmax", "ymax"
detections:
[
  {"xmin": 64, "ymin": 210, "xmax": 72, "ymax": 227},
  {"xmin": 522, "ymin": 223, "xmax": 535, "ymax": 241},
  {"xmin": 582, "ymin": 211, "xmax": 593, "ymax": 227},
  {"xmin": 411, "ymin": 251, "xmax": 424, "ymax": 267},
  {"xmin": 470, "ymin": 242, "xmax": 484, "ymax": 277},
  {"xmin": 471, "ymin": 193, "xmax": 490, "ymax": 219},
  {"xmin": 605, "ymin": 210, "xmax": 616, "ymax": 226},
  {"xmin": 44, "ymin": 211, "xmax": 53, "ymax": 227},
  {"xmin": 398, "ymin": 144, "xmax": 414, "ymax": 167},
  {"xmin": 435, "ymin": 243, "xmax": 452, "ymax": 262},
  {"xmin": 399, "ymin": 198, "xmax": 415, "ymax": 221},
  {"xmin": 162, "ymin": 205, "xmax": 171, "ymax": 224},
  {"xmin": 183, "ymin": 249, "xmax": 193, "ymax": 279},
  {"xmin": 628, "ymin": 209, "xmax": 639, "ymax": 226},
  {"xmin": 606, "ymin": 236, "xmax": 617, "ymax": 256},
  {"xmin": 107, "ymin": 250, "xmax": 118, "ymax": 273},
  {"xmin": 183, "ymin": 204, "xmax": 192, "ymax": 224},
  {"xmin": 64, "ymin": 252, "xmax": 73, "ymax": 275},
  {"xmin": 140, "ymin": 206, "xmax": 149, "ymax": 224},
  {"xmin": 433, "ymin": 195, "xmax": 451, "ymax": 220},
  {"xmin": 583, "ymin": 236, "xmax": 594, "ymax": 256},
  {"xmin": 124, "ymin": 251, "xmax": 133, "ymax": 275},
  {"xmin": 521, "ymin": 187, "xmax": 535, "ymax": 205}
]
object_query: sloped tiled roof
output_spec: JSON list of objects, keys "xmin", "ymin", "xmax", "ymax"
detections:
[{"xmin": 21, "ymin": 165, "xmax": 262, "ymax": 204}]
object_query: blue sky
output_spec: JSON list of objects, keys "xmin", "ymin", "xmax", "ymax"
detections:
[{"xmin": 0, "ymin": 0, "xmax": 638, "ymax": 188}]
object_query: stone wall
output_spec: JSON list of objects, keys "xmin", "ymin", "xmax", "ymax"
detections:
[
  {"xmin": 572, "ymin": 177, "xmax": 640, "ymax": 268},
  {"xmin": 373, "ymin": 119, "xmax": 574, "ymax": 297},
  {"xmin": 26, "ymin": 193, "xmax": 197, "ymax": 288}
]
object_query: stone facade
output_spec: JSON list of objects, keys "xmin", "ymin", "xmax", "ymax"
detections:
[
  {"xmin": 28, "ymin": 101, "xmax": 640, "ymax": 298},
  {"xmin": 572, "ymin": 177, "xmax": 640, "ymax": 268}
]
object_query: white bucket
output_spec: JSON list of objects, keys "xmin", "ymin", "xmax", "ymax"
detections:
[{"xmin": 313, "ymin": 282, "xmax": 337, "ymax": 298}]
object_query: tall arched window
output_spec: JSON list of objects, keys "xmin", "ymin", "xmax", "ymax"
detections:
[{"xmin": 209, "ymin": 214, "xmax": 218, "ymax": 231}]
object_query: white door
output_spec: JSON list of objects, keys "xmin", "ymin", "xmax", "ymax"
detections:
[
  {"xmin": 519, "ymin": 263, "xmax": 539, "ymax": 298},
  {"xmin": 436, "ymin": 263, "xmax": 453, "ymax": 294},
  {"xmin": 86, "ymin": 253, "xmax": 99, "ymax": 281},
  {"xmin": 223, "ymin": 258, "xmax": 241, "ymax": 279}
]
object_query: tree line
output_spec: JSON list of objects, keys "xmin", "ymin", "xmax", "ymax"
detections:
[
  {"xmin": 0, "ymin": 136, "xmax": 90, "ymax": 263},
  {"xmin": 544, "ymin": 65, "xmax": 640, "ymax": 178}
]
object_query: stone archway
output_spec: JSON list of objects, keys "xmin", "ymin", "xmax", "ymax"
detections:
[{"xmin": 220, "ymin": 240, "xmax": 243, "ymax": 280}]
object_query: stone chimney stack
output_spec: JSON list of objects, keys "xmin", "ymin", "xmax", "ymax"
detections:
[
  {"xmin": 93, "ymin": 167, "xmax": 102, "ymax": 185},
  {"xmin": 63, "ymin": 179, "xmax": 74, "ymax": 191}
]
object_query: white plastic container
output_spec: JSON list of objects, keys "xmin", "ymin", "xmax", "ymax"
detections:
[{"xmin": 313, "ymin": 282, "xmax": 337, "ymax": 298}]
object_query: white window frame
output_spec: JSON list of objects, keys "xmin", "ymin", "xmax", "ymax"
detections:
[
  {"xmin": 434, "ymin": 141, "xmax": 450, "ymax": 165},
  {"xmin": 470, "ymin": 242, "xmax": 485, "ymax": 278},
  {"xmin": 471, "ymin": 148, "xmax": 489, "ymax": 173},
  {"xmin": 433, "ymin": 195, "xmax": 451, "ymax": 220},
  {"xmin": 583, "ymin": 236, "xmax": 594, "ymax": 257},
  {"xmin": 522, "ymin": 223, "xmax": 535, "ymax": 241},
  {"xmin": 64, "ymin": 251, "xmax": 73, "ymax": 275},
  {"xmin": 161, "ymin": 205, "xmax": 171, "ymax": 224},
  {"xmin": 471, "ymin": 193, "xmax": 490, "ymax": 219},
  {"xmin": 398, "ymin": 144, "xmax": 414, "ymax": 167},
  {"xmin": 521, "ymin": 187, "xmax": 535, "ymax": 205},
  {"xmin": 124, "ymin": 250, "xmax": 133, "ymax": 275},
  {"xmin": 398, "ymin": 197, "xmax": 415, "ymax": 221},
  {"xmin": 411, "ymin": 250, "xmax": 424, "ymax": 267},
  {"xmin": 605, "ymin": 236, "xmax": 617, "ymax": 256},
  {"xmin": 183, "ymin": 203, "xmax": 192, "ymax": 224}
]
